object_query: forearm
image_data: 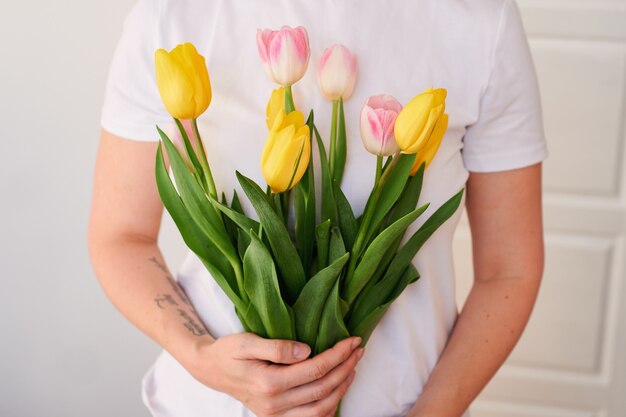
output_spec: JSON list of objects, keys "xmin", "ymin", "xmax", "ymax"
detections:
[
  {"xmin": 407, "ymin": 274, "xmax": 540, "ymax": 417},
  {"xmin": 88, "ymin": 235, "xmax": 214, "ymax": 364}
]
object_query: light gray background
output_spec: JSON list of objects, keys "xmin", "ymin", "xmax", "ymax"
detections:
[{"xmin": 0, "ymin": 2, "xmax": 187, "ymax": 416}]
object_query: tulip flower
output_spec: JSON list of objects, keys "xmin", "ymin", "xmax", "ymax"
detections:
[
  {"xmin": 154, "ymin": 43, "xmax": 212, "ymax": 120},
  {"xmin": 317, "ymin": 44, "xmax": 357, "ymax": 101},
  {"xmin": 360, "ymin": 95, "xmax": 402, "ymax": 156},
  {"xmin": 394, "ymin": 87, "xmax": 447, "ymax": 154},
  {"xmin": 256, "ymin": 26, "xmax": 310, "ymax": 87},
  {"xmin": 261, "ymin": 110, "xmax": 311, "ymax": 193},
  {"xmin": 266, "ymin": 87, "xmax": 286, "ymax": 130},
  {"xmin": 410, "ymin": 114, "xmax": 448, "ymax": 175}
]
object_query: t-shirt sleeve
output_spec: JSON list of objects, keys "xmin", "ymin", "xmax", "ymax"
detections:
[
  {"xmin": 100, "ymin": 0, "xmax": 171, "ymax": 142},
  {"xmin": 461, "ymin": 0, "xmax": 548, "ymax": 172}
]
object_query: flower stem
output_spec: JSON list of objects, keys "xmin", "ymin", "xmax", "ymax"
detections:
[
  {"xmin": 375, "ymin": 155, "xmax": 382, "ymax": 185},
  {"xmin": 191, "ymin": 118, "xmax": 217, "ymax": 199},
  {"xmin": 285, "ymin": 85, "xmax": 296, "ymax": 113},
  {"xmin": 329, "ymin": 99, "xmax": 339, "ymax": 178}
]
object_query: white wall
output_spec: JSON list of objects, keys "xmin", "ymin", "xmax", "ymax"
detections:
[{"xmin": 0, "ymin": 2, "xmax": 187, "ymax": 416}]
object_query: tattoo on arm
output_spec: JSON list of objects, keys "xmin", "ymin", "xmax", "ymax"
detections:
[
  {"xmin": 177, "ymin": 309, "xmax": 209, "ymax": 336},
  {"xmin": 154, "ymin": 293, "xmax": 178, "ymax": 309},
  {"xmin": 149, "ymin": 256, "xmax": 208, "ymax": 336},
  {"xmin": 148, "ymin": 256, "xmax": 191, "ymax": 306}
]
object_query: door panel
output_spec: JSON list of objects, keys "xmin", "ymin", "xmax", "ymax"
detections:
[{"xmin": 454, "ymin": 1, "xmax": 626, "ymax": 416}]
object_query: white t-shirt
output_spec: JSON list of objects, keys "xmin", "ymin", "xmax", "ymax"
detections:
[{"xmin": 100, "ymin": 0, "xmax": 548, "ymax": 416}]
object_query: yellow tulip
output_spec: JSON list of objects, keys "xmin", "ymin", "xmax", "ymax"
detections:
[
  {"xmin": 394, "ymin": 87, "xmax": 447, "ymax": 154},
  {"xmin": 154, "ymin": 43, "xmax": 212, "ymax": 120},
  {"xmin": 266, "ymin": 87, "xmax": 285, "ymax": 129},
  {"xmin": 410, "ymin": 113, "xmax": 448, "ymax": 175},
  {"xmin": 261, "ymin": 110, "xmax": 311, "ymax": 193}
]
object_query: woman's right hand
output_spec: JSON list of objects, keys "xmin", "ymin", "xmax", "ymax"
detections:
[{"xmin": 184, "ymin": 332, "xmax": 364, "ymax": 417}]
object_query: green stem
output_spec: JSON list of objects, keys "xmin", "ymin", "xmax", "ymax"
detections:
[
  {"xmin": 191, "ymin": 118, "xmax": 217, "ymax": 199},
  {"xmin": 329, "ymin": 99, "xmax": 339, "ymax": 178},
  {"xmin": 232, "ymin": 261, "xmax": 248, "ymax": 304},
  {"xmin": 285, "ymin": 85, "xmax": 296, "ymax": 113},
  {"xmin": 375, "ymin": 155, "xmax": 382, "ymax": 185}
]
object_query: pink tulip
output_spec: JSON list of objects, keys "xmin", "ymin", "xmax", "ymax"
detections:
[
  {"xmin": 317, "ymin": 44, "xmax": 357, "ymax": 101},
  {"xmin": 360, "ymin": 95, "xmax": 402, "ymax": 156},
  {"xmin": 256, "ymin": 26, "xmax": 310, "ymax": 86}
]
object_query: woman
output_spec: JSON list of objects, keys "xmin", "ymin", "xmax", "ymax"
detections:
[{"xmin": 88, "ymin": 0, "xmax": 547, "ymax": 416}]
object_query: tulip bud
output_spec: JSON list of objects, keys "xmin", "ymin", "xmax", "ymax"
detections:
[
  {"xmin": 410, "ymin": 114, "xmax": 448, "ymax": 175},
  {"xmin": 266, "ymin": 87, "xmax": 286, "ymax": 130},
  {"xmin": 256, "ymin": 26, "xmax": 310, "ymax": 86},
  {"xmin": 394, "ymin": 87, "xmax": 447, "ymax": 154},
  {"xmin": 154, "ymin": 43, "xmax": 212, "ymax": 120},
  {"xmin": 359, "ymin": 95, "xmax": 402, "ymax": 156},
  {"xmin": 261, "ymin": 110, "xmax": 311, "ymax": 193},
  {"xmin": 317, "ymin": 44, "xmax": 357, "ymax": 101}
]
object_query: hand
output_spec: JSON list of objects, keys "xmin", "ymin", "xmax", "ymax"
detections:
[{"xmin": 183, "ymin": 332, "xmax": 364, "ymax": 417}]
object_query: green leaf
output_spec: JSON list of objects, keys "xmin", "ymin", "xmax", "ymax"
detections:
[
  {"xmin": 243, "ymin": 231, "xmax": 294, "ymax": 340},
  {"xmin": 210, "ymin": 197, "xmax": 260, "ymax": 235},
  {"xmin": 358, "ymin": 169, "xmax": 426, "ymax": 290},
  {"xmin": 349, "ymin": 264, "xmax": 419, "ymax": 333},
  {"xmin": 315, "ymin": 219, "xmax": 331, "ymax": 270},
  {"xmin": 343, "ymin": 204, "xmax": 429, "ymax": 305},
  {"xmin": 293, "ymin": 253, "xmax": 350, "ymax": 349},
  {"xmin": 231, "ymin": 190, "xmax": 244, "ymax": 214},
  {"xmin": 158, "ymin": 127, "xmax": 234, "ymax": 260},
  {"xmin": 237, "ymin": 228, "xmax": 251, "ymax": 260},
  {"xmin": 386, "ymin": 188, "xmax": 465, "ymax": 285},
  {"xmin": 236, "ymin": 172, "xmax": 306, "ymax": 303},
  {"xmin": 221, "ymin": 192, "xmax": 238, "ymax": 245},
  {"xmin": 386, "ymin": 163, "xmax": 425, "ymax": 227},
  {"xmin": 236, "ymin": 301, "xmax": 267, "ymax": 338},
  {"xmin": 364, "ymin": 153, "xmax": 416, "ymax": 246},
  {"xmin": 332, "ymin": 97, "xmax": 347, "ymax": 185},
  {"xmin": 349, "ymin": 264, "xmax": 420, "ymax": 345},
  {"xmin": 315, "ymin": 278, "xmax": 350, "ymax": 354},
  {"xmin": 333, "ymin": 182, "xmax": 357, "ymax": 251},
  {"xmin": 155, "ymin": 143, "xmax": 243, "ymax": 311},
  {"xmin": 329, "ymin": 226, "xmax": 347, "ymax": 264},
  {"xmin": 312, "ymin": 123, "xmax": 337, "ymax": 224}
]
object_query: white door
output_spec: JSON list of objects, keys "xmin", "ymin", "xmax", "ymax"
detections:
[{"xmin": 454, "ymin": 1, "xmax": 626, "ymax": 416}]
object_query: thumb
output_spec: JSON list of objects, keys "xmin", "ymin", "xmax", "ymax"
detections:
[{"xmin": 237, "ymin": 333, "xmax": 311, "ymax": 364}]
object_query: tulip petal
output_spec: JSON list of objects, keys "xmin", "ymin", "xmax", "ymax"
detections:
[
  {"xmin": 256, "ymin": 29, "xmax": 273, "ymax": 62},
  {"xmin": 155, "ymin": 48, "xmax": 195, "ymax": 119},
  {"xmin": 317, "ymin": 44, "xmax": 357, "ymax": 101},
  {"xmin": 410, "ymin": 113, "xmax": 448, "ymax": 175},
  {"xmin": 266, "ymin": 87, "xmax": 285, "ymax": 130}
]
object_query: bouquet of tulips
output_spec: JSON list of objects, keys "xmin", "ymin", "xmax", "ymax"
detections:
[{"xmin": 153, "ymin": 27, "xmax": 463, "ymax": 365}]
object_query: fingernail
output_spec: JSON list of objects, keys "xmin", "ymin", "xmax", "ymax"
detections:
[
  {"xmin": 293, "ymin": 343, "xmax": 310, "ymax": 359},
  {"xmin": 351, "ymin": 337, "xmax": 362, "ymax": 349}
]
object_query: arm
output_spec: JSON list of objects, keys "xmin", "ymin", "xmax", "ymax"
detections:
[
  {"xmin": 407, "ymin": 163, "xmax": 545, "ymax": 417},
  {"xmin": 87, "ymin": 129, "xmax": 363, "ymax": 417}
]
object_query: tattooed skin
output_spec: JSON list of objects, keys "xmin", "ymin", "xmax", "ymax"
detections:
[
  {"xmin": 148, "ymin": 256, "xmax": 191, "ymax": 306},
  {"xmin": 177, "ymin": 309, "xmax": 209, "ymax": 336},
  {"xmin": 149, "ymin": 256, "xmax": 208, "ymax": 336},
  {"xmin": 154, "ymin": 293, "xmax": 178, "ymax": 309}
]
